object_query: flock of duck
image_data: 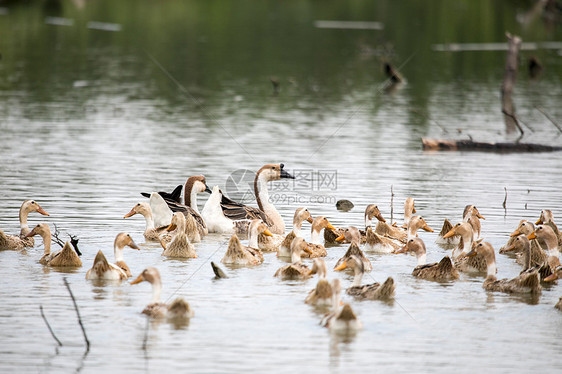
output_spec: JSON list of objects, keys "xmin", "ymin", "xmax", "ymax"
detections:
[{"xmin": 1, "ymin": 163, "xmax": 561, "ymax": 334}]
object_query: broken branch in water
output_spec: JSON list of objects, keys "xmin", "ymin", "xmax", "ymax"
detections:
[
  {"xmin": 501, "ymin": 109, "xmax": 525, "ymax": 142},
  {"xmin": 40, "ymin": 305, "xmax": 63, "ymax": 347},
  {"xmin": 52, "ymin": 224, "xmax": 65, "ymax": 248},
  {"xmin": 52, "ymin": 224, "xmax": 81, "ymax": 256},
  {"xmin": 503, "ymin": 187, "xmax": 508, "ymax": 209},
  {"xmin": 63, "ymin": 278, "xmax": 90, "ymax": 352},
  {"xmin": 421, "ymin": 137, "xmax": 562, "ymax": 153},
  {"xmin": 390, "ymin": 185, "xmax": 394, "ymax": 224}
]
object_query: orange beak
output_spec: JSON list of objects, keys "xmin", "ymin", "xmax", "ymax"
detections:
[
  {"xmin": 527, "ymin": 232, "xmax": 537, "ymax": 240},
  {"xmin": 510, "ymin": 230, "xmax": 520, "ymax": 237},
  {"xmin": 166, "ymin": 223, "xmax": 177, "ymax": 232},
  {"xmin": 306, "ymin": 216, "xmax": 314, "ymax": 224},
  {"xmin": 376, "ymin": 213, "xmax": 386, "ymax": 222},
  {"xmin": 442, "ymin": 228, "xmax": 456, "ymax": 239},
  {"xmin": 394, "ymin": 245, "xmax": 408, "ymax": 254},
  {"xmin": 422, "ymin": 224, "xmax": 434, "ymax": 233},
  {"xmin": 326, "ymin": 221, "xmax": 336, "ymax": 231},
  {"xmin": 303, "ymin": 245, "xmax": 313, "ymax": 254},
  {"xmin": 464, "ymin": 249, "xmax": 477, "ymax": 258},
  {"xmin": 503, "ymin": 244, "xmax": 516, "ymax": 252},
  {"xmin": 412, "ymin": 207, "xmax": 416, "ymax": 214},
  {"xmin": 477, "ymin": 213, "xmax": 485, "ymax": 220},
  {"xmin": 335, "ymin": 233, "xmax": 345, "ymax": 242},
  {"xmin": 263, "ymin": 229, "xmax": 273, "ymax": 237},
  {"xmin": 334, "ymin": 261, "xmax": 347, "ymax": 271},
  {"xmin": 129, "ymin": 240, "xmax": 141, "ymax": 250},
  {"xmin": 535, "ymin": 219, "xmax": 542, "ymax": 225},
  {"xmin": 130, "ymin": 275, "xmax": 144, "ymax": 285},
  {"xmin": 544, "ymin": 273, "xmax": 559, "ymax": 282},
  {"xmin": 123, "ymin": 209, "xmax": 136, "ymax": 218},
  {"xmin": 37, "ymin": 206, "xmax": 50, "ymax": 216}
]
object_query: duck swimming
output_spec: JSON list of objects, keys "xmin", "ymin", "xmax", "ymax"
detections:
[
  {"xmin": 0, "ymin": 200, "xmax": 49, "ymax": 251},
  {"xmin": 305, "ymin": 259, "xmax": 334, "ymax": 306},
  {"xmin": 320, "ymin": 279, "xmax": 362, "ymax": 333},
  {"xmin": 124, "ymin": 202, "xmax": 171, "ymax": 242},
  {"xmin": 500, "ymin": 220, "xmax": 547, "ymax": 268},
  {"xmin": 274, "ymin": 237, "xmax": 313, "ymax": 280},
  {"xmin": 334, "ymin": 255, "xmax": 395, "ymax": 300},
  {"xmin": 131, "ymin": 267, "xmax": 193, "ymax": 319},
  {"xmin": 160, "ymin": 212, "xmax": 197, "ymax": 258},
  {"xmin": 26, "ymin": 223, "xmax": 82, "ymax": 267},
  {"xmin": 278, "ymin": 208, "xmax": 314, "ymax": 257},
  {"xmin": 462, "ymin": 241, "xmax": 541, "ymax": 294},
  {"xmin": 334, "ymin": 227, "xmax": 372, "ymax": 271},
  {"xmin": 396, "ymin": 237, "xmax": 459, "ymax": 281},
  {"xmin": 443, "ymin": 222, "xmax": 486, "ymax": 273},
  {"xmin": 536, "ymin": 209, "xmax": 562, "ymax": 247},
  {"xmin": 222, "ymin": 233, "xmax": 265, "ymax": 266}
]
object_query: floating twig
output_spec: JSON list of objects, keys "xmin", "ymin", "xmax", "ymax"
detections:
[
  {"xmin": 535, "ymin": 106, "xmax": 562, "ymax": 134},
  {"xmin": 52, "ymin": 224, "xmax": 65, "ymax": 248},
  {"xmin": 390, "ymin": 185, "xmax": 394, "ymax": 224},
  {"xmin": 503, "ymin": 187, "xmax": 508, "ymax": 215},
  {"xmin": 40, "ymin": 305, "xmax": 63, "ymax": 347},
  {"xmin": 63, "ymin": 278, "xmax": 90, "ymax": 352},
  {"xmin": 142, "ymin": 316, "xmax": 150, "ymax": 351}
]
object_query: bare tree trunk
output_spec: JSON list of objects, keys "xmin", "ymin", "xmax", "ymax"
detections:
[{"xmin": 501, "ymin": 33, "xmax": 522, "ymax": 133}]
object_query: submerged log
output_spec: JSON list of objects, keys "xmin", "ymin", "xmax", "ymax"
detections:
[{"xmin": 422, "ymin": 138, "xmax": 562, "ymax": 153}]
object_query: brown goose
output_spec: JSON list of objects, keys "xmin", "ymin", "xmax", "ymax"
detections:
[
  {"xmin": 274, "ymin": 237, "xmax": 312, "ymax": 280},
  {"xmin": 26, "ymin": 223, "xmax": 82, "ymax": 267},
  {"xmin": 462, "ymin": 241, "xmax": 541, "ymax": 294},
  {"xmin": 396, "ymin": 238, "xmax": 459, "ymax": 281},
  {"xmin": 334, "ymin": 255, "xmax": 395, "ymax": 300},
  {"xmin": 334, "ymin": 227, "xmax": 372, "ymax": 271},
  {"xmin": 305, "ymin": 259, "xmax": 334, "ymax": 306},
  {"xmin": 131, "ymin": 267, "xmax": 193, "ymax": 319},
  {"xmin": 0, "ymin": 200, "xmax": 49, "ymax": 251}
]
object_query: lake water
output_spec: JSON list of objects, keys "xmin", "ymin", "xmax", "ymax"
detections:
[{"xmin": 1, "ymin": 1, "xmax": 561, "ymax": 373}]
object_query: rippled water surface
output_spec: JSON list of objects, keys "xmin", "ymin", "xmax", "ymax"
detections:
[{"xmin": 1, "ymin": 1, "xmax": 562, "ymax": 373}]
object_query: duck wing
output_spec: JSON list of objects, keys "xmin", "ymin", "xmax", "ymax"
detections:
[{"xmin": 219, "ymin": 192, "xmax": 271, "ymax": 225}]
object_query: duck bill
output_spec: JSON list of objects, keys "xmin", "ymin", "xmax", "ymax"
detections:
[
  {"xmin": 544, "ymin": 273, "xmax": 559, "ymax": 282},
  {"xmin": 129, "ymin": 240, "xmax": 141, "ymax": 250},
  {"xmin": 166, "ymin": 223, "xmax": 177, "ymax": 232},
  {"xmin": 123, "ymin": 209, "xmax": 136, "ymax": 218},
  {"xmin": 303, "ymin": 245, "xmax": 313, "ymax": 254},
  {"xmin": 335, "ymin": 233, "xmax": 345, "ymax": 242},
  {"xmin": 527, "ymin": 232, "xmax": 537, "ymax": 240},
  {"xmin": 326, "ymin": 222, "xmax": 336, "ymax": 231},
  {"xmin": 130, "ymin": 275, "xmax": 144, "ymax": 285},
  {"xmin": 510, "ymin": 230, "xmax": 521, "ymax": 237},
  {"xmin": 394, "ymin": 245, "xmax": 408, "ymax": 254},
  {"xmin": 535, "ymin": 218, "xmax": 543, "ymax": 225},
  {"xmin": 464, "ymin": 249, "xmax": 477, "ymax": 258},
  {"xmin": 412, "ymin": 206, "xmax": 416, "ymax": 214},
  {"xmin": 375, "ymin": 213, "xmax": 386, "ymax": 222},
  {"xmin": 280, "ymin": 168, "xmax": 295, "ymax": 179},
  {"xmin": 476, "ymin": 213, "xmax": 485, "ymax": 220},
  {"xmin": 334, "ymin": 261, "xmax": 347, "ymax": 271},
  {"xmin": 503, "ymin": 244, "xmax": 516, "ymax": 252},
  {"xmin": 262, "ymin": 229, "xmax": 273, "ymax": 237},
  {"xmin": 37, "ymin": 207, "xmax": 50, "ymax": 216},
  {"xmin": 24, "ymin": 230, "xmax": 36, "ymax": 238},
  {"xmin": 306, "ymin": 216, "xmax": 314, "ymax": 224},
  {"xmin": 442, "ymin": 228, "xmax": 456, "ymax": 239},
  {"xmin": 422, "ymin": 224, "xmax": 434, "ymax": 233}
]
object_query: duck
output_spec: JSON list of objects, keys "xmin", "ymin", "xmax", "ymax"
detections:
[
  {"xmin": 203, "ymin": 164, "xmax": 295, "ymax": 235},
  {"xmin": 222, "ymin": 219, "xmax": 269, "ymax": 265},
  {"xmin": 278, "ymin": 208, "xmax": 314, "ymax": 257},
  {"xmin": 0, "ymin": 200, "xmax": 50, "ymax": 251},
  {"xmin": 402, "ymin": 197, "xmax": 416, "ymax": 228},
  {"xmin": 502, "ymin": 234, "xmax": 553, "ymax": 280},
  {"xmin": 25, "ymin": 223, "xmax": 82, "ymax": 267},
  {"xmin": 86, "ymin": 251, "xmax": 127, "ymax": 280},
  {"xmin": 274, "ymin": 237, "xmax": 313, "ymax": 280},
  {"xmin": 334, "ymin": 254, "xmax": 395, "ymax": 300},
  {"xmin": 529, "ymin": 224, "xmax": 560, "ymax": 259},
  {"xmin": 303, "ymin": 216, "xmax": 336, "ymax": 258},
  {"xmin": 544, "ymin": 265, "xmax": 562, "ymax": 282},
  {"xmin": 111, "ymin": 232, "xmax": 140, "ymax": 276},
  {"xmin": 123, "ymin": 202, "xmax": 171, "ymax": 242},
  {"xmin": 436, "ymin": 205, "xmax": 484, "ymax": 245},
  {"xmin": 320, "ymin": 279, "xmax": 362, "ymax": 333},
  {"xmin": 364, "ymin": 226, "xmax": 400, "ymax": 253},
  {"xmin": 334, "ymin": 227, "xmax": 372, "ymax": 271},
  {"xmin": 443, "ymin": 222, "xmax": 487, "ymax": 273},
  {"xmin": 324, "ymin": 204, "xmax": 385, "ymax": 244},
  {"xmin": 131, "ymin": 267, "xmax": 193, "ymax": 319},
  {"xmin": 500, "ymin": 220, "xmax": 547, "ymax": 268},
  {"xmin": 160, "ymin": 213, "xmax": 197, "ymax": 258},
  {"xmin": 536, "ymin": 209, "xmax": 562, "ymax": 247},
  {"xmin": 461, "ymin": 241, "xmax": 541, "ymax": 294},
  {"xmin": 396, "ymin": 237, "xmax": 459, "ymax": 281},
  {"xmin": 436, "ymin": 218, "xmax": 456, "ymax": 245},
  {"xmin": 305, "ymin": 258, "xmax": 334, "ymax": 306}
]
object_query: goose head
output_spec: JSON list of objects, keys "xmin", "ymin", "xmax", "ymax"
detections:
[
  {"xmin": 334, "ymin": 254, "xmax": 365, "ymax": 276},
  {"xmin": 405, "ymin": 197, "xmax": 416, "ymax": 215},
  {"xmin": 536, "ymin": 209, "xmax": 554, "ymax": 225},
  {"xmin": 311, "ymin": 216, "xmax": 336, "ymax": 234},
  {"xmin": 335, "ymin": 226, "xmax": 361, "ymax": 244},
  {"xmin": 21, "ymin": 200, "xmax": 50, "ymax": 217},
  {"xmin": 364, "ymin": 204, "xmax": 386, "ymax": 226},
  {"xmin": 123, "ymin": 202, "xmax": 151, "ymax": 219},
  {"xmin": 256, "ymin": 163, "xmax": 294, "ymax": 182},
  {"xmin": 185, "ymin": 175, "xmax": 211, "ymax": 195},
  {"xmin": 293, "ymin": 207, "xmax": 314, "ymax": 225},
  {"xmin": 510, "ymin": 220, "xmax": 535, "ymax": 237},
  {"xmin": 114, "ymin": 232, "xmax": 140, "ymax": 251}
]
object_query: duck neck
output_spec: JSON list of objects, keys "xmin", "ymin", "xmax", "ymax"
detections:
[
  {"xmin": 291, "ymin": 251, "xmax": 302, "ymax": 263},
  {"xmin": 255, "ymin": 172, "xmax": 284, "ymax": 233},
  {"xmin": 486, "ymin": 260, "xmax": 497, "ymax": 278},
  {"xmin": 151, "ymin": 280, "xmax": 162, "ymax": 304},
  {"xmin": 416, "ymin": 252, "xmax": 427, "ymax": 266},
  {"xmin": 454, "ymin": 234, "xmax": 473, "ymax": 259},
  {"xmin": 248, "ymin": 228, "xmax": 259, "ymax": 248},
  {"xmin": 310, "ymin": 228, "xmax": 322, "ymax": 245},
  {"xmin": 364, "ymin": 216, "xmax": 372, "ymax": 230},
  {"xmin": 407, "ymin": 224, "xmax": 418, "ymax": 240},
  {"xmin": 114, "ymin": 243, "xmax": 125, "ymax": 262},
  {"xmin": 522, "ymin": 245, "xmax": 531, "ymax": 271},
  {"xmin": 544, "ymin": 236, "xmax": 560, "ymax": 257},
  {"xmin": 41, "ymin": 231, "xmax": 51, "ymax": 256},
  {"xmin": 293, "ymin": 220, "xmax": 303, "ymax": 237},
  {"xmin": 142, "ymin": 210, "xmax": 155, "ymax": 231},
  {"xmin": 352, "ymin": 269, "xmax": 364, "ymax": 287},
  {"xmin": 19, "ymin": 206, "xmax": 30, "ymax": 232}
]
